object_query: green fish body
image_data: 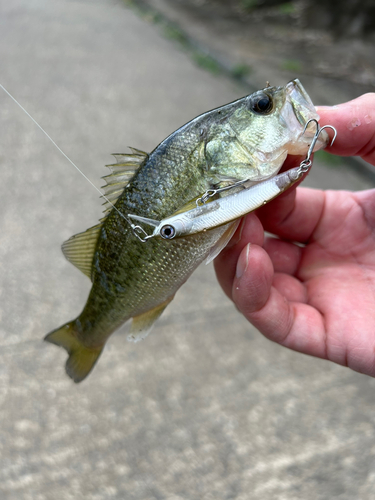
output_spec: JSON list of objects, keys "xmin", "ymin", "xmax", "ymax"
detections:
[{"xmin": 45, "ymin": 79, "xmax": 327, "ymax": 382}]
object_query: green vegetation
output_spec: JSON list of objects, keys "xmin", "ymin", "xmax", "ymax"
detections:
[
  {"xmin": 192, "ymin": 52, "xmax": 221, "ymax": 75},
  {"xmin": 123, "ymin": 0, "xmax": 225, "ymax": 77},
  {"xmin": 241, "ymin": 0, "xmax": 295, "ymax": 13},
  {"xmin": 241, "ymin": 0, "xmax": 259, "ymax": 10},
  {"xmin": 124, "ymin": 0, "xmax": 261, "ymax": 80},
  {"xmin": 281, "ymin": 59, "xmax": 302, "ymax": 72},
  {"xmin": 163, "ymin": 25, "xmax": 189, "ymax": 46},
  {"xmin": 278, "ymin": 2, "xmax": 295, "ymax": 14},
  {"xmin": 231, "ymin": 64, "xmax": 252, "ymax": 79}
]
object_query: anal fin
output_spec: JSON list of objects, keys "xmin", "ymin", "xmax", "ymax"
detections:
[{"xmin": 128, "ymin": 296, "xmax": 174, "ymax": 342}]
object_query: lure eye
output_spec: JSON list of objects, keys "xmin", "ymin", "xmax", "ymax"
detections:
[
  {"xmin": 160, "ymin": 224, "xmax": 176, "ymax": 239},
  {"xmin": 249, "ymin": 92, "xmax": 273, "ymax": 114}
]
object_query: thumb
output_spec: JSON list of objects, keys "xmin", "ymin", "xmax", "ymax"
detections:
[
  {"xmin": 232, "ymin": 243, "xmax": 293, "ymax": 343},
  {"xmin": 231, "ymin": 243, "xmax": 294, "ymax": 342},
  {"xmin": 232, "ymin": 244, "xmax": 273, "ymax": 316},
  {"xmin": 232, "ymin": 244, "xmax": 327, "ymax": 359}
]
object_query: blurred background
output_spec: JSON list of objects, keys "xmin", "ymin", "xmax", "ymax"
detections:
[{"xmin": 0, "ymin": 0, "xmax": 374, "ymax": 499}]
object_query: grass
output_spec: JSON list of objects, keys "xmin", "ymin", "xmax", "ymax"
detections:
[
  {"xmin": 231, "ymin": 63, "xmax": 252, "ymax": 79},
  {"xmin": 241, "ymin": 0, "xmax": 295, "ymax": 14},
  {"xmin": 124, "ymin": 0, "xmax": 256, "ymax": 81},
  {"xmin": 124, "ymin": 0, "xmax": 224, "ymax": 77},
  {"xmin": 281, "ymin": 59, "xmax": 303, "ymax": 72},
  {"xmin": 163, "ymin": 25, "xmax": 189, "ymax": 46},
  {"xmin": 241, "ymin": 0, "xmax": 259, "ymax": 10},
  {"xmin": 192, "ymin": 52, "xmax": 221, "ymax": 75},
  {"xmin": 278, "ymin": 2, "xmax": 296, "ymax": 15}
]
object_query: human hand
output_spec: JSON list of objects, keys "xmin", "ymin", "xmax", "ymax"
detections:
[{"xmin": 214, "ymin": 93, "xmax": 375, "ymax": 376}]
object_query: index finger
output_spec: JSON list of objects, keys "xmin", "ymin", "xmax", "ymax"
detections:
[
  {"xmin": 316, "ymin": 93, "xmax": 375, "ymax": 165},
  {"xmin": 258, "ymin": 93, "xmax": 375, "ymax": 242}
]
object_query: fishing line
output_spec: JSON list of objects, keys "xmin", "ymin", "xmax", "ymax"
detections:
[{"xmin": 0, "ymin": 83, "xmax": 133, "ymax": 225}]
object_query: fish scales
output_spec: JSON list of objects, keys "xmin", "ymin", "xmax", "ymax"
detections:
[
  {"xmin": 45, "ymin": 79, "xmax": 328, "ymax": 382},
  {"xmin": 81, "ymin": 226, "xmax": 229, "ymax": 339}
]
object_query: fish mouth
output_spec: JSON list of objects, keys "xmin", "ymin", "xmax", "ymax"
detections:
[{"xmin": 282, "ymin": 79, "xmax": 328, "ymax": 154}]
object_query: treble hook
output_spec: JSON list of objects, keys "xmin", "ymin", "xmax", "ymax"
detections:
[
  {"xmin": 303, "ymin": 119, "xmax": 337, "ymax": 162},
  {"xmin": 299, "ymin": 119, "xmax": 337, "ymax": 173}
]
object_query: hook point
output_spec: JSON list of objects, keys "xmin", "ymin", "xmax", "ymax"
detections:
[{"xmin": 320, "ymin": 125, "xmax": 337, "ymax": 147}]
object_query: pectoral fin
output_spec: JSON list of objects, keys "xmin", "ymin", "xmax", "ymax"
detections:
[
  {"xmin": 61, "ymin": 224, "xmax": 102, "ymax": 279},
  {"xmin": 128, "ymin": 297, "xmax": 174, "ymax": 342},
  {"xmin": 205, "ymin": 219, "xmax": 240, "ymax": 264}
]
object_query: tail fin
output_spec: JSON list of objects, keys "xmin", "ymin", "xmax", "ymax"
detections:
[{"xmin": 44, "ymin": 322, "xmax": 103, "ymax": 383}]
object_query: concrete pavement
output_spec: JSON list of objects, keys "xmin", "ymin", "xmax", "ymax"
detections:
[{"xmin": 1, "ymin": 1, "xmax": 375, "ymax": 499}]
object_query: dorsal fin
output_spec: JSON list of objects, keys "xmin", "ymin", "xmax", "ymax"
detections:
[
  {"xmin": 62, "ymin": 148, "xmax": 148, "ymax": 277},
  {"xmin": 61, "ymin": 224, "xmax": 102, "ymax": 279},
  {"xmin": 101, "ymin": 148, "xmax": 148, "ymax": 213}
]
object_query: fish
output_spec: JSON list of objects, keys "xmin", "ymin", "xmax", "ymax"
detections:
[{"xmin": 45, "ymin": 79, "xmax": 328, "ymax": 383}]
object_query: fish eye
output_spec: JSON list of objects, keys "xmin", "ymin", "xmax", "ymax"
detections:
[{"xmin": 249, "ymin": 92, "xmax": 273, "ymax": 114}]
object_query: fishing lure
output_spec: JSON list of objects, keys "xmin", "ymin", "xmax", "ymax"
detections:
[{"xmin": 127, "ymin": 121, "xmax": 337, "ymax": 241}]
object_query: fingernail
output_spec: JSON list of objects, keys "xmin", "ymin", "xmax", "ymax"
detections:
[
  {"xmin": 236, "ymin": 243, "xmax": 251, "ymax": 279},
  {"xmin": 315, "ymin": 105, "xmax": 339, "ymax": 112}
]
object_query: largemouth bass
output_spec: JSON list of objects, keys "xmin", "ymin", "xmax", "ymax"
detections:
[{"xmin": 45, "ymin": 79, "xmax": 327, "ymax": 382}]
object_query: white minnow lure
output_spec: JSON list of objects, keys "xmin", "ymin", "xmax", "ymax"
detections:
[
  {"xmin": 128, "ymin": 121, "xmax": 337, "ymax": 241},
  {"xmin": 128, "ymin": 165, "xmax": 304, "ymax": 240}
]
